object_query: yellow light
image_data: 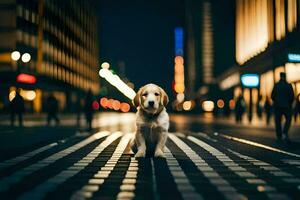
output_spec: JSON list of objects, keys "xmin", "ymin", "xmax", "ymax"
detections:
[
  {"xmin": 202, "ymin": 101, "xmax": 214, "ymax": 112},
  {"xmin": 175, "ymin": 64, "xmax": 184, "ymax": 73},
  {"xmin": 23, "ymin": 90, "xmax": 36, "ymax": 101},
  {"xmin": 101, "ymin": 62, "xmax": 110, "ymax": 69},
  {"xmin": 175, "ymin": 74, "xmax": 184, "ymax": 83},
  {"xmin": 11, "ymin": 51, "xmax": 21, "ymax": 61},
  {"xmin": 9, "ymin": 91, "xmax": 16, "ymax": 101},
  {"xmin": 217, "ymin": 99, "xmax": 224, "ymax": 108},
  {"xmin": 183, "ymin": 101, "xmax": 192, "ymax": 111},
  {"xmin": 174, "ymin": 83, "xmax": 185, "ymax": 93},
  {"xmin": 176, "ymin": 93, "xmax": 185, "ymax": 103}
]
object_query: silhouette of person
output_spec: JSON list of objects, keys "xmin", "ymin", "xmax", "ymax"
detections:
[
  {"xmin": 10, "ymin": 88, "xmax": 25, "ymax": 127},
  {"xmin": 235, "ymin": 95, "xmax": 245, "ymax": 123},
  {"xmin": 75, "ymin": 97, "xmax": 82, "ymax": 127},
  {"xmin": 84, "ymin": 89, "xmax": 94, "ymax": 131},
  {"xmin": 256, "ymin": 95, "xmax": 263, "ymax": 119},
  {"xmin": 271, "ymin": 72, "xmax": 294, "ymax": 142},
  {"xmin": 46, "ymin": 94, "xmax": 60, "ymax": 126},
  {"xmin": 264, "ymin": 96, "xmax": 272, "ymax": 125},
  {"xmin": 294, "ymin": 93, "xmax": 300, "ymax": 123}
]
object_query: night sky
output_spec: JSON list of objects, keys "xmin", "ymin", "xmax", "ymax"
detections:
[
  {"xmin": 98, "ymin": 0, "xmax": 185, "ymax": 95},
  {"xmin": 97, "ymin": 0, "xmax": 236, "ymax": 97}
]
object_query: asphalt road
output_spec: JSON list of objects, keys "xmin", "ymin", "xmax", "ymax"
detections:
[{"xmin": 0, "ymin": 112, "xmax": 300, "ymax": 200}]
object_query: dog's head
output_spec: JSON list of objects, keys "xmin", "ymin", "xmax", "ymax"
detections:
[{"xmin": 133, "ymin": 84, "xmax": 169, "ymax": 114}]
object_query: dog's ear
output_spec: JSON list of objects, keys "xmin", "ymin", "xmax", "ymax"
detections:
[
  {"xmin": 132, "ymin": 87, "xmax": 142, "ymax": 107},
  {"xmin": 159, "ymin": 87, "xmax": 169, "ymax": 106}
]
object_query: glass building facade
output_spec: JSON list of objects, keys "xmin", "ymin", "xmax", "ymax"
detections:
[{"xmin": 0, "ymin": 0, "xmax": 99, "ymax": 112}]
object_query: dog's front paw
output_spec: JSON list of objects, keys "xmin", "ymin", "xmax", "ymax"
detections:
[
  {"xmin": 135, "ymin": 150, "xmax": 146, "ymax": 158},
  {"xmin": 154, "ymin": 149, "xmax": 165, "ymax": 158}
]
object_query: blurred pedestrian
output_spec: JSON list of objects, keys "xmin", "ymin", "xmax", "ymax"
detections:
[
  {"xmin": 294, "ymin": 93, "xmax": 300, "ymax": 123},
  {"xmin": 271, "ymin": 72, "xmax": 294, "ymax": 142},
  {"xmin": 10, "ymin": 88, "xmax": 25, "ymax": 127},
  {"xmin": 264, "ymin": 96, "xmax": 272, "ymax": 125},
  {"xmin": 235, "ymin": 95, "xmax": 245, "ymax": 123},
  {"xmin": 46, "ymin": 94, "xmax": 60, "ymax": 126},
  {"xmin": 256, "ymin": 95, "xmax": 263, "ymax": 119},
  {"xmin": 84, "ymin": 89, "xmax": 94, "ymax": 131},
  {"xmin": 75, "ymin": 96, "xmax": 82, "ymax": 127}
]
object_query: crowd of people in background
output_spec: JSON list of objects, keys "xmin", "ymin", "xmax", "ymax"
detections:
[
  {"xmin": 8, "ymin": 75, "xmax": 300, "ymax": 140},
  {"xmin": 233, "ymin": 72, "xmax": 300, "ymax": 143},
  {"xmin": 9, "ymin": 89, "xmax": 95, "ymax": 131}
]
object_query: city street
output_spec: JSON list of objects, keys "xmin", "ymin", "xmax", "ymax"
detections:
[{"xmin": 1, "ymin": 112, "xmax": 300, "ymax": 199}]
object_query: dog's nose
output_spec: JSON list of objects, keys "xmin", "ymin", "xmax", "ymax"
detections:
[{"xmin": 148, "ymin": 101, "xmax": 154, "ymax": 107}]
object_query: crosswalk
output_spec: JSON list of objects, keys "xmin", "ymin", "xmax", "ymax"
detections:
[{"xmin": 0, "ymin": 131, "xmax": 300, "ymax": 200}]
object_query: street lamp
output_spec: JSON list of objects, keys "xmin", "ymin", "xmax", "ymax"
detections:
[
  {"xmin": 11, "ymin": 51, "xmax": 21, "ymax": 61},
  {"xmin": 21, "ymin": 53, "xmax": 31, "ymax": 63},
  {"xmin": 11, "ymin": 51, "xmax": 31, "ymax": 63},
  {"xmin": 101, "ymin": 62, "xmax": 110, "ymax": 69}
]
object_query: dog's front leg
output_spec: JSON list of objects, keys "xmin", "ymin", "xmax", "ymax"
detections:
[
  {"xmin": 154, "ymin": 131, "xmax": 168, "ymax": 157},
  {"xmin": 135, "ymin": 131, "xmax": 146, "ymax": 158}
]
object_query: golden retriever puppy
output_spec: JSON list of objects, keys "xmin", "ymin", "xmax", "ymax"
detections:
[{"xmin": 132, "ymin": 84, "xmax": 169, "ymax": 158}]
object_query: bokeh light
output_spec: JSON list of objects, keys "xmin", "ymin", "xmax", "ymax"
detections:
[
  {"xmin": 92, "ymin": 100, "xmax": 99, "ymax": 110},
  {"xmin": 217, "ymin": 99, "xmax": 225, "ymax": 108},
  {"xmin": 21, "ymin": 53, "xmax": 31, "ymax": 63},
  {"xmin": 120, "ymin": 103, "xmax": 130, "ymax": 112},
  {"xmin": 101, "ymin": 62, "xmax": 110, "ymax": 69},
  {"xmin": 202, "ymin": 101, "xmax": 214, "ymax": 112},
  {"xmin": 11, "ymin": 51, "xmax": 21, "ymax": 61}
]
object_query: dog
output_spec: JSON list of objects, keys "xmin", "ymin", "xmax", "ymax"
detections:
[{"xmin": 132, "ymin": 83, "xmax": 169, "ymax": 158}]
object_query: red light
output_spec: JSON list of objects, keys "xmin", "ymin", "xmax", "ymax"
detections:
[
  {"xmin": 92, "ymin": 101, "xmax": 99, "ymax": 110},
  {"xmin": 120, "ymin": 103, "xmax": 130, "ymax": 112},
  {"xmin": 16, "ymin": 73, "xmax": 36, "ymax": 84}
]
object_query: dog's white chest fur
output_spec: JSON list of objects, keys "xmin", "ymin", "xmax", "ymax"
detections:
[
  {"xmin": 134, "ymin": 107, "xmax": 169, "ymax": 158},
  {"xmin": 136, "ymin": 108, "xmax": 169, "ymax": 132}
]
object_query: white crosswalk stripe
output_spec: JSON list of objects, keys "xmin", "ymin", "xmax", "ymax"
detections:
[
  {"xmin": 116, "ymin": 157, "xmax": 139, "ymax": 200},
  {"xmin": 18, "ymin": 132, "xmax": 123, "ymax": 200},
  {"xmin": 164, "ymin": 146, "xmax": 203, "ymax": 200},
  {"xmin": 0, "ymin": 142, "xmax": 58, "ymax": 171},
  {"xmin": 70, "ymin": 133, "xmax": 133, "ymax": 200},
  {"xmin": 187, "ymin": 135, "xmax": 291, "ymax": 200},
  {"xmin": 169, "ymin": 134, "xmax": 246, "ymax": 200},
  {"xmin": 2, "ymin": 131, "xmax": 300, "ymax": 199},
  {"xmin": 227, "ymin": 149, "xmax": 300, "ymax": 184},
  {"xmin": 0, "ymin": 131, "xmax": 110, "ymax": 192}
]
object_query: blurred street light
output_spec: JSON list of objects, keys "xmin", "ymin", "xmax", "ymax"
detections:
[
  {"xmin": 21, "ymin": 53, "xmax": 31, "ymax": 63},
  {"xmin": 99, "ymin": 68, "xmax": 136, "ymax": 100},
  {"xmin": 202, "ymin": 100, "xmax": 214, "ymax": 112},
  {"xmin": 101, "ymin": 62, "xmax": 110, "ymax": 69},
  {"xmin": 11, "ymin": 51, "xmax": 21, "ymax": 61}
]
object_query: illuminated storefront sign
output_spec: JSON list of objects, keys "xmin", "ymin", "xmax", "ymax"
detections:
[
  {"xmin": 174, "ymin": 27, "xmax": 185, "ymax": 101},
  {"xmin": 288, "ymin": 53, "xmax": 300, "ymax": 62},
  {"xmin": 16, "ymin": 73, "xmax": 36, "ymax": 84},
  {"xmin": 175, "ymin": 27, "xmax": 183, "ymax": 56},
  {"xmin": 241, "ymin": 74, "xmax": 259, "ymax": 88}
]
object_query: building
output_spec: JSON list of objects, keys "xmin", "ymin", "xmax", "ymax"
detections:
[
  {"xmin": 185, "ymin": 0, "xmax": 214, "ymax": 100},
  {"xmin": 184, "ymin": 0, "xmax": 235, "ymax": 112},
  {"xmin": 218, "ymin": 0, "xmax": 300, "ymax": 112},
  {"xmin": 0, "ymin": 0, "xmax": 99, "ymax": 113}
]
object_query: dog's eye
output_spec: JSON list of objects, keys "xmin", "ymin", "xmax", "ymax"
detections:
[
  {"xmin": 142, "ymin": 93, "xmax": 148, "ymax": 97},
  {"xmin": 154, "ymin": 93, "xmax": 159, "ymax": 96}
]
